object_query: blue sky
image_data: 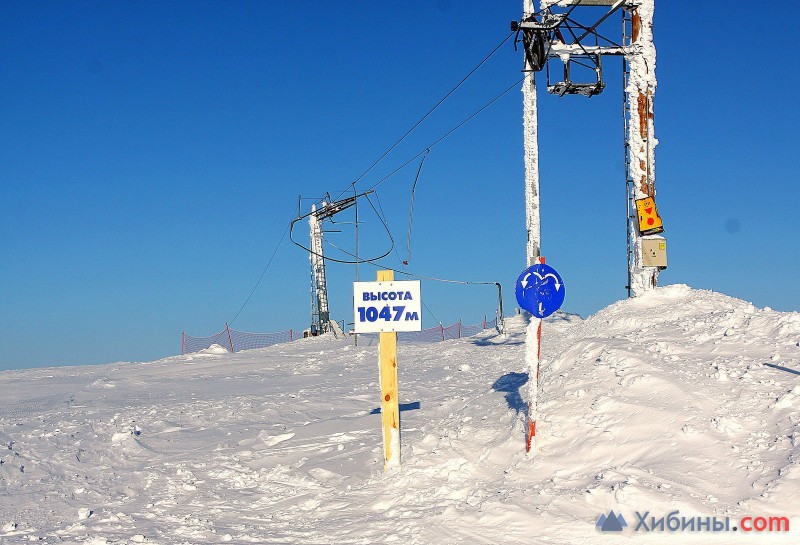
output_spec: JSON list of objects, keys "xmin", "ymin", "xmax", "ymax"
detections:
[{"xmin": 2, "ymin": 1, "xmax": 798, "ymax": 370}]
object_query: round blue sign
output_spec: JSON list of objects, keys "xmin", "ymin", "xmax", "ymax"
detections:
[{"xmin": 515, "ymin": 263, "xmax": 565, "ymax": 318}]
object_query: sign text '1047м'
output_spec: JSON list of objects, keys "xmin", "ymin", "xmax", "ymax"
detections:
[{"xmin": 353, "ymin": 281, "xmax": 422, "ymax": 333}]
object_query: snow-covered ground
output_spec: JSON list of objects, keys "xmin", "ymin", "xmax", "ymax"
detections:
[{"xmin": 1, "ymin": 285, "xmax": 799, "ymax": 544}]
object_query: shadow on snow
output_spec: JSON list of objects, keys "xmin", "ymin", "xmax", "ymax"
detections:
[
  {"xmin": 491, "ymin": 372, "xmax": 529, "ymax": 417},
  {"xmin": 369, "ymin": 401, "xmax": 422, "ymax": 415}
]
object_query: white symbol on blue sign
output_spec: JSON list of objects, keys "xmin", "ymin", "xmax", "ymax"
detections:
[{"xmin": 515, "ymin": 264, "xmax": 565, "ymax": 318}]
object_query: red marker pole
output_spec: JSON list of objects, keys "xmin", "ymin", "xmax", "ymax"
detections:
[
  {"xmin": 526, "ymin": 256, "xmax": 545, "ymax": 453},
  {"xmin": 226, "ymin": 322, "xmax": 235, "ymax": 353}
]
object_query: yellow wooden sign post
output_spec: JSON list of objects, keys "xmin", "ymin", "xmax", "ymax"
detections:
[
  {"xmin": 353, "ymin": 271, "xmax": 422, "ymax": 469},
  {"xmin": 377, "ymin": 269, "xmax": 400, "ymax": 468}
]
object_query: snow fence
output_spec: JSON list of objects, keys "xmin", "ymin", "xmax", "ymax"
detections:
[{"xmin": 182, "ymin": 318, "xmax": 499, "ymax": 355}]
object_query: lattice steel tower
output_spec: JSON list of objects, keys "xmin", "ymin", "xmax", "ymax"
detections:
[
  {"xmin": 307, "ymin": 197, "xmax": 357, "ymax": 336},
  {"xmin": 308, "ymin": 204, "xmax": 331, "ymax": 335}
]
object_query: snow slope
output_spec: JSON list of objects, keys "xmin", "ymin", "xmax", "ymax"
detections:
[{"xmin": 1, "ymin": 285, "xmax": 799, "ymax": 544}]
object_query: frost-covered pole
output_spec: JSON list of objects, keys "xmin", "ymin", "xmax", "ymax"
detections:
[
  {"xmin": 309, "ymin": 204, "xmax": 331, "ymax": 333},
  {"xmin": 522, "ymin": 0, "xmax": 544, "ymax": 454},
  {"xmin": 626, "ymin": 0, "xmax": 659, "ymax": 295},
  {"xmin": 523, "ymin": 0, "xmax": 541, "ymax": 268}
]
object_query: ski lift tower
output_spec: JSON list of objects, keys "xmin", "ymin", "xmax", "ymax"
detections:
[
  {"xmin": 307, "ymin": 196, "xmax": 358, "ymax": 336},
  {"xmin": 308, "ymin": 204, "xmax": 330, "ymax": 336},
  {"xmin": 513, "ymin": 0, "xmax": 664, "ymax": 296}
]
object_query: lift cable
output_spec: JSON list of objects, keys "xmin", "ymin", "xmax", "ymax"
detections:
[
  {"xmin": 289, "ymin": 71, "xmax": 524, "ymax": 326},
  {"xmin": 405, "ymin": 149, "xmax": 430, "ymax": 265},
  {"xmin": 331, "ymin": 31, "xmax": 516, "ymax": 204},
  {"xmin": 288, "ymin": 191, "xmax": 396, "ymax": 265},
  {"xmin": 231, "ymin": 16, "xmax": 559, "ymax": 331},
  {"xmin": 368, "ymin": 191, "xmax": 406, "ymax": 269},
  {"xmin": 296, "ymin": 188, "xmax": 504, "ymax": 329},
  {"xmin": 364, "ymin": 76, "xmax": 525, "ymax": 193},
  {"xmin": 319, "ymin": 235, "xmax": 505, "ymax": 327},
  {"xmin": 363, "ymin": 191, "xmax": 500, "ymax": 287},
  {"xmin": 294, "ymin": 188, "xmax": 498, "ymax": 288},
  {"xmin": 290, "ymin": 73, "xmax": 524, "ymax": 264},
  {"xmin": 228, "ymin": 221, "xmax": 291, "ymax": 327}
]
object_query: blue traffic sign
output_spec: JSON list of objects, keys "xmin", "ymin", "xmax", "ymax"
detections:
[{"xmin": 515, "ymin": 263, "xmax": 565, "ymax": 318}]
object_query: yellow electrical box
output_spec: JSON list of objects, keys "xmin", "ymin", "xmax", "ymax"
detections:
[
  {"xmin": 642, "ymin": 237, "xmax": 667, "ymax": 268},
  {"xmin": 635, "ymin": 196, "xmax": 664, "ymax": 235}
]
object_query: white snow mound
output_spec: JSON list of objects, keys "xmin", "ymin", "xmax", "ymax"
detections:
[
  {"xmin": 199, "ymin": 343, "xmax": 229, "ymax": 355},
  {"xmin": 0, "ymin": 285, "xmax": 798, "ymax": 543}
]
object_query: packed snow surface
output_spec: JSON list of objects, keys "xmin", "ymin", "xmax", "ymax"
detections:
[{"xmin": 1, "ymin": 285, "xmax": 799, "ymax": 544}]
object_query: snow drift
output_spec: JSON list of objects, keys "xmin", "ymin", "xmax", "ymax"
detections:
[{"xmin": 1, "ymin": 285, "xmax": 798, "ymax": 544}]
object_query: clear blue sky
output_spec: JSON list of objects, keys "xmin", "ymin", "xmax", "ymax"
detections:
[{"xmin": 2, "ymin": 1, "xmax": 798, "ymax": 370}]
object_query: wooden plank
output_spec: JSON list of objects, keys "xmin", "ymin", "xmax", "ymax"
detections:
[{"xmin": 377, "ymin": 269, "xmax": 400, "ymax": 467}]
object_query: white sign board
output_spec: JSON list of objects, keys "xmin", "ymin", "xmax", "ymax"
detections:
[{"xmin": 353, "ymin": 280, "xmax": 422, "ymax": 333}]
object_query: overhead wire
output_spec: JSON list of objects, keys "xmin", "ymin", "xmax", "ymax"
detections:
[
  {"xmin": 287, "ymin": 74, "xmax": 524, "ymax": 331},
  {"xmin": 289, "ymin": 71, "xmax": 523, "ymax": 266},
  {"xmin": 405, "ymin": 149, "xmax": 430, "ymax": 265},
  {"xmin": 228, "ymin": 221, "xmax": 291, "ymax": 327},
  {"xmin": 292, "ymin": 32, "xmax": 519, "ymax": 329},
  {"xmin": 288, "ymin": 191, "xmax": 396, "ymax": 265},
  {"xmin": 369, "ymin": 190, "xmax": 406, "ymax": 268},
  {"xmin": 365, "ymin": 76, "xmax": 525, "ymax": 192},
  {"xmin": 345, "ymin": 194, "xmax": 500, "ymax": 287},
  {"xmin": 332, "ymin": 31, "xmax": 516, "ymax": 203},
  {"xmin": 227, "ymin": 31, "xmax": 518, "ymax": 332}
]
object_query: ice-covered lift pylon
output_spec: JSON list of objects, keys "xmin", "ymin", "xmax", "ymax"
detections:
[{"xmin": 514, "ymin": 0, "xmax": 665, "ymax": 296}]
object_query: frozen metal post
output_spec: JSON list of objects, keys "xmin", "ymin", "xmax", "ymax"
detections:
[
  {"xmin": 521, "ymin": 0, "xmax": 545, "ymax": 455},
  {"xmin": 523, "ymin": 0, "xmax": 541, "ymax": 267},
  {"xmin": 625, "ymin": 0, "xmax": 659, "ymax": 295},
  {"xmin": 517, "ymin": 0, "xmax": 664, "ymax": 295}
]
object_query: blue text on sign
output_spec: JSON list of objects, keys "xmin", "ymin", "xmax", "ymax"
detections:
[
  {"xmin": 356, "ymin": 306, "xmax": 420, "ymax": 323},
  {"xmin": 353, "ymin": 280, "xmax": 422, "ymax": 333},
  {"xmin": 362, "ymin": 291, "xmax": 414, "ymax": 301}
]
